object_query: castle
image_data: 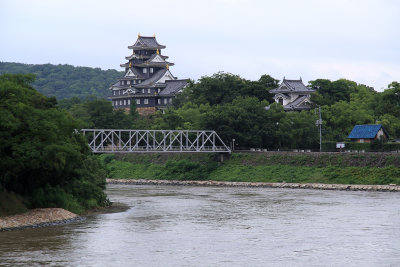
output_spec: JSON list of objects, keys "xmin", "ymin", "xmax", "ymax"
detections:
[{"xmin": 109, "ymin": 34, "xmax": 187, "ymax": 115}]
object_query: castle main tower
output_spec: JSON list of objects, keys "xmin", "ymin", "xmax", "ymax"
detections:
[{"xmin": 109, "ymin": 34, "xmax": 187, "ymax": 115}]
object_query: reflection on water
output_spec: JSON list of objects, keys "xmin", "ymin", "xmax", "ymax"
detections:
[{"xmin": 1, "ymin": 185, "xmax": 400, "ymax": 266}]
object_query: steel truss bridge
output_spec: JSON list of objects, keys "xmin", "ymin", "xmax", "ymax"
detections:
[{"xmin": 80, "ymin": 129, "xmax": 231, "ymax": 154}]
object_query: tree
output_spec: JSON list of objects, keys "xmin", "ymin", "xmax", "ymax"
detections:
[
  {"xmin": 323, "ymin": 101, "xmax": 374, "ymax": 141},
  {"xmin": 200, "ymin": 96, "xmax": 272, "ymax": 148},
  {"xmin": 309, "ymin": 78, "xmax": 358, "ymax": 106},
  {"xmin": 277, "ymin": 110, "xmax": 319, "ymax": 149},
  {"xmin": 0, "ymin": 74, "xmax": 108, "ymax": 213},
  {"xmin": 64, "ymin": 98, "xmax": 136, "ymax": 129},
  {"xmin": 375, "ymin": 82, "xmax": 400, "ymax": 117},
  {"xmin": 174, "ymin": 72, "xmax": 276, "ymax": 107},
  {"xmin": 57, "ymin": 96, "xmax": 82, "ymax": 109},
  {"xmin": 151, "ymin": 109, "xmax": 185, "ymax": 130}
]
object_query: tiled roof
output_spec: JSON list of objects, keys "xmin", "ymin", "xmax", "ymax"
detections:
[
  {"xmin": 286, "ymin": 95, "xmax": 308, "ymax": 107},
  {"xmin": 273, "ymin": 93, "xmax": 290, "ymax": 100},
  {"xmin": 139, "ymin": 69, "xmax": 168, "ymax": 86},
  {"xmin": 145, "ymin": 53, "xmax": 173, "ymax": 65},
  {"xmin": 140, "ymin": 36, "xmax": 161, "ymax": 47},
  {"xmin": 283, "ymin": 95, "xmax": 312, "ymax": 111},
  {"xmin": 270, "ymin": 78, "xmax": 315, "ymax": 93},
  {"xmin": 284, "ymin": 79, "xmax": 312, "ymax": 91},
  {"xmin": 147, "ymin": 53, "xmax": 164, "ymax": 62},
  {"xmin": 133, "ymin": 55, "xmax": 174, "ymax": 67},
  {"xmin": 160, "ymin": 80, "xmax": 188, "ymax": 95},
  {"xmin": 347, "ymin": 125, "xmax": 387, "ymax": 139},
  {"xmin": 265, "ymin": 95, "xmax": 312, "ymax": 111},
  {"xmin": 129, "ymin": 36, "xmax": 166, "ymax": 49},
  {"xmin": 123, "ymin": 67, "xmax": 143, "ymax": 78}
]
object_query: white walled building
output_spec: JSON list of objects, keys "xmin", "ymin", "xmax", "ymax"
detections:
[{"xmin": 266, "ymin": 78, "xmax": 316, "ymax": 111}]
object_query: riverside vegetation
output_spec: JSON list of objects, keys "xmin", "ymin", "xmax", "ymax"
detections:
[
  {"xmin": 101, "ymin": 152, "xmax": 400, "ymax": 186},
  {"xmin": 0, "ymin": 74, "xmax": 109, "ymax": 216}
]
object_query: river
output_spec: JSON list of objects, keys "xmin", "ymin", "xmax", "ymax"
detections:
[{"xmin": 1, "ymin": 184, "xmax": 399, "ymax": 266}]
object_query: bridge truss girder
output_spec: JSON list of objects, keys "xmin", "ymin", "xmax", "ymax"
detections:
[{"xmin": 80, "ymin": 129, "xmax": 231, "ymax": 153}]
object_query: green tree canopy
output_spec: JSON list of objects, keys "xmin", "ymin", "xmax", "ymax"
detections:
[
  {"xmin": 65, "ymin": 98, "xmax": 136, "ymax": 129},
  {"xmin": 0, "ymin": 74, "xmax": 108, "ymax": 213},
  {"xmin": 173, "ymin": 72, "xmax": 278, "ymax": 107},
  {"xmin": 309, "ymin": 78, "xmax": 358, "ymax": 106}
]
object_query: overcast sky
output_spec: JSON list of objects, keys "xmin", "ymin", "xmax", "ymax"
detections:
[{"xmin": 1, "ymin": 0, "xmax": 399, "ymax": 91}]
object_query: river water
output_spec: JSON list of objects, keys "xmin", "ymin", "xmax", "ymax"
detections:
[{"xmin": 1, "ymin": 184, "xmax": 400, "ymax": 266}]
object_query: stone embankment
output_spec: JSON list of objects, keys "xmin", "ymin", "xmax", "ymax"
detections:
[
  {"xmin": 107, "ymin": 179, "xmax": 400, "ymax": 192},
  {"xmin": 0, "ymin": 208, "xmax": 83, "ymax": 232}
]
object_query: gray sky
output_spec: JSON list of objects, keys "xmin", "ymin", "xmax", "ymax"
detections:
[{"xmin": 1, "ymin": 0, "xmax": 399, "ymax": 91}]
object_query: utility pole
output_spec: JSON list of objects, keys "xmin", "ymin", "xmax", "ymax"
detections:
[
  {"xmin": 316, "ymin": 106, "xmax": 322, "ymax": 152},
  {"xmin": 319, "ymin": 106, "xmax": 322, "ymax": 152},
  {"xmin": 318, "ymin": 106, "xmax": 322, "ymax": 152}
]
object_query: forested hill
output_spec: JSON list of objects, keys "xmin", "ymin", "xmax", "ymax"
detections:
[{"xmin": 0, "ymin": 62, "xmax": 123, "ymax": 99}]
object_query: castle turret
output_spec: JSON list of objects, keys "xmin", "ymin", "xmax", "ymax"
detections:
[{"xmin": 266, "ymin": 78, "xmax": 316, "ymax": 111}]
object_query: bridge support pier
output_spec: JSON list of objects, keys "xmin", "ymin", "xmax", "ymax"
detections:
[{"xmin": 218, "ymin": 153, "xmax": 231, "ymax": 162}]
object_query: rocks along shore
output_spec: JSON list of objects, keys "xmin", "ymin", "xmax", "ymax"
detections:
[
  {"xmin": 0, "ymin": 208, "xmax": 83, "ymax": 232},
  {"xmin": 107, "ymin": 179, "xmax": 400, "ymax": 192}
]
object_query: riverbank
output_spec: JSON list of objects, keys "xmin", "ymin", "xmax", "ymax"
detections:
[
  {"xmin": 101, "ymin": 152, "xmax": 400, "ymax": 185},
  {"xmin": 107, "ymin": 178, "xmax": 400, "ymax": 192},
  {"xmin": 0, "ymin": 203, "xmax": 130, "ymax": 232},
  {"xmin": 0, "ymin": 208, "xmax": 82, "ymax": 232}
]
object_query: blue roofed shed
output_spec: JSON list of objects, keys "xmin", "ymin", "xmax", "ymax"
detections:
[{"xmin": 347, "ymin": 124, "xmax": 389, "ymax": 143}]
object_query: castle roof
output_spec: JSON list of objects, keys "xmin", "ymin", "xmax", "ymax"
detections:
[
  {"xmin": 122, "ymin": 67, "xmax": 143, "ymax": 79},
  {"xmin": 132, "ymin": 53, "xmax": 174, "ymax": 67},
  {"xmin": 147, "ymin": 53, "xmax": 173, "ymax": 65},
  {"xmin": 125, "ymin": 53, "xmax": 168, "ymax": 61},
  {"xmin": 139, "ymin": 69, "xmax": 168, "ymax": 86},
  {"xmin": 282, "ymin": 95, "xmax": 312, "ymax": 111},
  {"xmin": 159, "ymin": 80, "xmax": 188, "ymax": 96},
  {"xmin": 128, "ymin": 36, "xmax": 166, "ymax": 50},
  {"xmin": 270, "ymin": 78, "xmax": 315, "ymax": 94},
  {"xmin": 132, "ymin": 69, "xmax": 176, "ymax": 88}
]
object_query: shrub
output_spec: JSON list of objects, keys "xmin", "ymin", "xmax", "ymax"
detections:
[
  {"xmin": 99, "ymin": 154, "xmax": 116, "ymax": 164},
  {"xmin": 30, "ymin": 185, "xmax": 84, "ymax": 214}
]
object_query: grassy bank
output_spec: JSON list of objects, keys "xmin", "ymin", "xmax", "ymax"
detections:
[{"xmin": 100, "ymin": 152, "xmax": 400, "ymax": 185}]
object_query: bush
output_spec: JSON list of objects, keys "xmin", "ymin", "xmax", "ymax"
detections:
[
  {"xmin": 321, "ymin": 141, "xmax": 400, "ymax": 152},
  {"xmin": 383, "ymin": 143, "xmax": 400, "ymax": 151},
  {"xmin": 345, "ymin": 142, "xmax": 371, "ymax": 151},
  {"xmin": 99, "ymin": 154, "xmax": 116, "ymax": 164},
  {"xmin": 30, "ymin": 185, "xmax": 84, "ymax": 214},
  {"xmin": 28, "ymin": 156, "xmax": 109, "ymax": 213},
  {"xmin": 322, "ymin": 141, "xmax": 337, "ymax": 152}
]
